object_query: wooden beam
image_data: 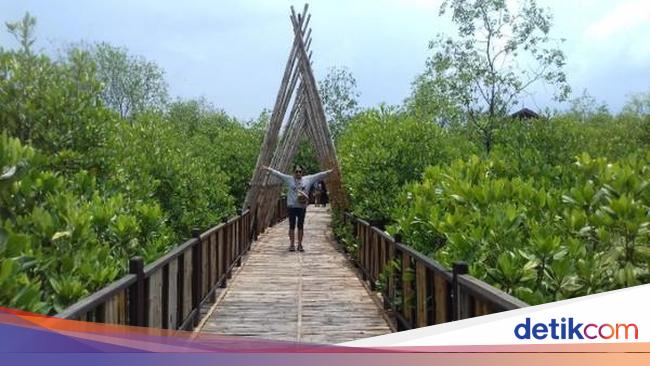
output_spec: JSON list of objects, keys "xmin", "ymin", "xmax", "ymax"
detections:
[
  {"xmin": 289, "ymin": 8, "xmax": 347, "ymax": 209},
  {"xmin": 243, "ymin": 6, "xmax": 310, "ymax": 229}
]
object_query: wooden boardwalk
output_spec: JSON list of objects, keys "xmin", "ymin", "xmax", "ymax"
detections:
[{"xmin": 199, "ymin": 206, "xmax": 392, "ymax": 344}]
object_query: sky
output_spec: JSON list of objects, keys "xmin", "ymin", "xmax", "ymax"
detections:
[{"xmin": 0, "ymin": 0, "xmax": 649, "ymax": 121}]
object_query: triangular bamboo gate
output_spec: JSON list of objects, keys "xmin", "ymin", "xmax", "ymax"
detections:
[{"xmin": 243, "ymin": 4, "xmax": 347, "ymax": 233}]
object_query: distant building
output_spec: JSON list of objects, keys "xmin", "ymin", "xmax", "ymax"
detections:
[{"xmin": 510, "ymin": 108, "xmax": 539, "ymax": 120}]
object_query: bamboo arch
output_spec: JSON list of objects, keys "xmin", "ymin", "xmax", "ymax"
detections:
[{"xmin": 243, "ymin": 4, "xmax": 347, "ymax": 233}]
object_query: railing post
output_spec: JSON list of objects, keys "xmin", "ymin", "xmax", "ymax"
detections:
[
  {"xmin": 452, "ymin": 261, "xmax": 469, "ymax": 321},
  {"xmin": 369, "ymin": 230, "xmax": 377, "ymax": 291},
  {"xmin": 191, "ymin": 228, "xmax": 203, "ymax": 326},
  {"xmin": 128, "ymin": 257, "xmax": 145, "ymax": 327},
  {"xmin": 236, "ymin": 209, "xmax": 243, "ymax": 267},
  {"xmin": 401, "ymin": 248, "xmax": 413, "ymax": 329},
  {"xmin": 220, "ymin": 217, "xmax": 229, "ymax": 288},
  {"xmin": 246, "ymin": 206, "xmax": 252, "ymax": 250},
  {"xmin": 253, "ymin": 208, "xmax": 258, "ymax": 241},
  {"xmin": 385, "ymin": 233, "xmax": 400, "ymax": 311},
  {"xmin": 224, "ymin": 217, "xmax": 233, "ymax": 279},
  {"xmin": 360, "ymin": 224, "xmax": 367, "ymax": 281}
]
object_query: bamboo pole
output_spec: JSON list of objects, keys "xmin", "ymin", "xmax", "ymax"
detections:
[
  {"xmin": 255, "ymin": 38, "xmax": 313, "ymax": 229},
  {"xmin": 258, "ymin": 92, "xmax": 307, "ymax": 228},
  {"xmin": 289, "ymin": 7, "xmax": 347, "ymax": 209},
  {"xmin": 243, "ymin": 6, "xmax": 310, "ymax": 231},
  {"xmin": 243, "ymin": 4, "xmax": 349, "ymax": 236}
]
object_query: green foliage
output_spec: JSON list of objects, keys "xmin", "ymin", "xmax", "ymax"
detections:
[
  {"xmin": 318, "ymin": 66, "xmax": 360, "ymax": 140},
  {"xmin": 1, "ymin": 132, "xmax": 173, "ymax": 313},
  {"xmin": 494, "ymin": 115, "xmax": 647, "ymax": 178},
  {"xmin": 293, "ymin": 138, "xmax": 320, "ymax": 175},
  {"xmin": 415, "ymin": 0, "xmax": 570, "ymax": 152},
  {"xmin": 337, "ymin": 106, "xmax": 475, "ymax": 223},
  {"xmin": 622, "ymin": 91, "xmax": 650, "ymax": 117},
  {"xmin": 392, "ymin": 150, "xmax": 650, "ymax": 305},
  {"xmin": 5, "ymin": 12, "xmax": 36, "ymax": 55},
  {"xmin": 167, "ymin": 99, "xmax": 264, "ymax": 204},
  {"xmin": 331, "ymin": 211, "xmax": 359, "ymax": 257},
  {"xmin": 0, "ymin": 16, "xmax": 261, "ymax": 314},
  {"xmin": 105, "ymin": 114, "xmax": 235, "ymax": 235},
  {"xmin": 0, "ymin": 133, "xmax": 48, "ymax": 313},
  {"xmin": 81, "ymin": 42, "xmax": 169, "ymax": 119},
  {"xmin": 339, "ymin": 88, "xmax": 650, "ymax": 305},
  {"xmin": 566, "ymin": 89, "xmax": 610, "ymax": 123},
  {"xmin": 1, "ymin": 39, "xmax": 111, "ymax": 161},
  {"xmin": 405, "ymin": 72, "xmax": 463, "ymax": 127}
]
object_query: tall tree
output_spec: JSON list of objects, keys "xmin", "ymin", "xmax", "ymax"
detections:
[
  {"xmin": 568, "ymin": 89, "xmax": 609, "ymax": 122},
  {"xmin": 5, "ymin": 12, "xmax": 36, "ymax": 56},
  {"xmin": 406, "ymin": 72, "xmax": 464, "ymax": 127},
  {"xmin": 3, "ymin": 13, "xmax": 37, "ymax": 142},
  {"xmin": 318, "ymin": 66, "xmax": 360, "ymax": 139},
  {"xmin": 622, "ymin": 91, "xmax": 650, "ymax": 117},
  {"xmin": 413, "ymin": 0, "xmax": 570, "ymax": 152},
  {"xmin": 87, "ymin": 43, "xmax": 168, "ymax": 119}
]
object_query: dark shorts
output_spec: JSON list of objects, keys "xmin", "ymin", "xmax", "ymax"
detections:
[{"xmin": 288, "ymin": 207, "xmax": 306, "ymax": 230}]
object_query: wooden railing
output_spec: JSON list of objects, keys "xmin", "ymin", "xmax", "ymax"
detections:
[
  {"xmin": 274, "ymin": 195, "xmax": 288, "ymax": 226},
  {"xmin": 344, "ymin": 213, "xmax": 528, "ymax": 330},
  {"xmin": 56, "ymin": 197, "xmax": 288, "ymax": 330}
]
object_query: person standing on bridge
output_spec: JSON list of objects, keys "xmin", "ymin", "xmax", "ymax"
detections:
[{"xmin": 262, "ymin": 164, "xmax": 332, "ymax": 252}]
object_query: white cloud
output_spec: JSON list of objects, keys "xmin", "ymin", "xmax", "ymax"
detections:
[
  {"xmin": 580, "ymin": 0, "xmax": 650, "ymax": 68},
  {"xmin": 584, "ymin": 0, "xmax": 650, "ymax": 40}
]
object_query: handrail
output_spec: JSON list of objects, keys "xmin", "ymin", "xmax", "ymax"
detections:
[
  {"xmin": 56, "ymin": 199, "xmax": 287, "ymax": 330},
  {"xmin": 457, "ymin": 275, "xmax": 528, "ymax": 311},
  {"xmin": 55, "ymin": 274, "xmax": 137, "ymax": 320},
  {"xmin": 200, "ymin": 222, "xmax": 226, "ymax": 241},
  {"xmin": 143, "ymin": 238, "xmax": 198, "ymax": 276},
  {"xmin": 343, "ymin": 212, "xmax": 527, "ymax": 330},
  {"xmin": 393, "ymin": 242, "xmax": 452, "ymax": 281}
]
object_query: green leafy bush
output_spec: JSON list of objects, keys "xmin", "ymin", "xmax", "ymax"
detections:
[
  {"xmin": 0, "ymin": 19, "xmax": 262, "ymax": 313},
  {"xmin": 337, "ymin": 107, "xmax": 474, "ymax": 224},
  {"xmin": 392, "ymin": 152, "xmax": 650, "ymax": 304},
  {"xmin": 336, "ymin": 103, "xmax": 650, "ymax": 305},
  {"xmin": 331, "ymin": 210, "xmax": 359, "ymax": 257}
]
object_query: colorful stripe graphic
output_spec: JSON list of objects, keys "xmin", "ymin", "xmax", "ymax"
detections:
[{"xmin": 2, "ymin": 306, "xmax": 650, "ymax": 365}]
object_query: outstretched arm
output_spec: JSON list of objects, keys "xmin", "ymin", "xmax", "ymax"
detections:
[
  {"xmin": 305, "ymin": 169, "xmax": 333, "ymax": 187},
  {"xmin": 261, "ymin": 165, "xmax": 293, "ymax": 184}
]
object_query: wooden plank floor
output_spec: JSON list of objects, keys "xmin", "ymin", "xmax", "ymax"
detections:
[{"xmin": 199, "ymin": 206, "xmax": 392, "ymax": 344}]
